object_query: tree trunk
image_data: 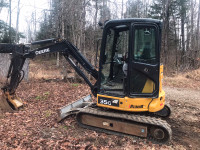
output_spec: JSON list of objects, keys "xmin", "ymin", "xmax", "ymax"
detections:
[
  {"xmin": 181, "ymin": 13, "xmax": 185, "ymax": 66},
  {"xmin": 9, "ymin": 0, "xmax": 11, "ymax": 43},
  {"xmin": 121, "ymin": 0, "xmax": 123, "ymax": 19},
  {"xmin": 195, "ymin": 0, "xmax": 200, "ymax": 68},
  {"xmin": 162, "ymin": 0, "xmax": 170, "ymax": 66},
  {"xmin": 15, "ymin": 0, "xmax": 20, "ymax": 43}
]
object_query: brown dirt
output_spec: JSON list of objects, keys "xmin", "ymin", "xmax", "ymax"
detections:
[
  {"xmin": 162, "ymin": 70, "xmax": 200, "ymax": 150},
  {"xmin": 0, "ymin": 80, "xmax": 164, "ymax": 150},
  {"xmin": 0, "ymin": 61, "xmax": 199, "ymax": 149},
  {"xmin": 164, "ymin": 87, "xmax": 200, "ymax": 150}
]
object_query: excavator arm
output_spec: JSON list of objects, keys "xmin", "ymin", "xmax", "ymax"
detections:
[
  {"xmin": 0, "ymin": 39, "xmax": 98, "ymax": 111},
  {"xmin": 25, "ymin": 39, "xmax": 98, "ymax": 92}
]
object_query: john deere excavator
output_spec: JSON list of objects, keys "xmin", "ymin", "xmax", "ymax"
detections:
[{"xmin": 0, "ymin": 18, "xmax": 171, "ymax": 143}]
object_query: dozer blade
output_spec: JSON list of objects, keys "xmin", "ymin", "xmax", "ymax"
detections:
[
  {"xmin": 57, "ymin": 95, "xmax": 92, "ymax": 122},
  {"xmin": 0, "ymin": 92, "xmax": 23, "ymax": 112}
]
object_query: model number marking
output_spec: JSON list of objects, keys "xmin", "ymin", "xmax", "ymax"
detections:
[
  {"xmin": 99, "ymin": 99, "xmax": 111, "ymax": 106},
  {"xmin": 98, "ymin": 97, "xmax": 119, "ymax": 107}
]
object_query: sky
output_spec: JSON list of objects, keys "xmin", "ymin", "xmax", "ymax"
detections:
[
  {"xmin": 0, "ymin": 0, "xmax": 127, "ymax": 42},
  {"xmin": 0, "ymin": 0, "xmax": 50, "ymax": 37}
]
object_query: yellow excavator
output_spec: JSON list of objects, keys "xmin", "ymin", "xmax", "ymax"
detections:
[{"xmin": 0, "ymin": 18, "xmax": 171, "ymax": 143}]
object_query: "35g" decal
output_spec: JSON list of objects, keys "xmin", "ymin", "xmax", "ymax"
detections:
[
  {"xmin": 99, "ymin": 99, "xmax": 112, "ymax": 105},
  {"xmin": 98, "ymin": 97, "xmax": 119, "ymax": 107}
]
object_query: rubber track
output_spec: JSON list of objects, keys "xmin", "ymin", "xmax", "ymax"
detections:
[{"xmin": 76, "ymin": 104, "xmax": 172, "ymax": 144}]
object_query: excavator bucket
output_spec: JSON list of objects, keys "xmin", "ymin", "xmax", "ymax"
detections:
[
  {"xmin": 0, "ymin": 92, "xmax": 23, "ymax": 112},
  {"xmin": 57, "ymin": 95, "xmax": 92, "ymax": 122}
]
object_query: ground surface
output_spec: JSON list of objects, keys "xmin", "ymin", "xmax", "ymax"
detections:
[{"xmin": 0, "ymin": 61, "xmax": 199, "ymax": 149}]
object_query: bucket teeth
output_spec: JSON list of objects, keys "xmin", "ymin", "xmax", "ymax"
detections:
[{"xmin": 12, "ymin": 99, "xmax": 23, "ymax": 108}]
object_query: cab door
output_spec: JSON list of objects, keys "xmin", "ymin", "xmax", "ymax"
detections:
[{"xmin": 128, "ymin": 23, "xmax": 161, "ymax": 98}]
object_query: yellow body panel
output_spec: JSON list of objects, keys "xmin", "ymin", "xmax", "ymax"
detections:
[
  {"xmin": 142, "ymin": 79, "xmax": 154, "ymax": 93},
  {"xmin": 97, "ymin": 65, "xmax": 165, "ymax": 113}
]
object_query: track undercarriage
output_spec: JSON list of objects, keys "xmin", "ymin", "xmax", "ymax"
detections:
[{"xmin": 58, "ymin": 95, "xmax": 172, "ymax": 144}]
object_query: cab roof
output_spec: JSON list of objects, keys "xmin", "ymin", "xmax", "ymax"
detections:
[{"xmin": 105, "ymin": 18, "xmax": 162, "ymax": 28}]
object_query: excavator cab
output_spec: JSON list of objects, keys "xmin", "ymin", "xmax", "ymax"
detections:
[{"xmin": 96, "ymin": 19, "xmax": 166, "ymax": 113}]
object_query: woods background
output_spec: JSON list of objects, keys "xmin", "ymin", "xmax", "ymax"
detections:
[
  {"xmin": 0, "ymin": 0, "xmax": 200, "ymax": 75},
  {"xmin": 0, "ymin": 2, "xmax": 200, "ymax": 149}
]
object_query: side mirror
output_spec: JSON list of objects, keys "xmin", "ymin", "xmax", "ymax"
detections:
[
  {"xmin": 98, "ymin": 20, "xmax": 109, "ymax": 29},
  {"xmin": 98, "ymin": 22, "xmax": 103, "ymax": 27},
  {"xmin": 98, "ymin": 22, "xmax": 104, "ymax": 29}
]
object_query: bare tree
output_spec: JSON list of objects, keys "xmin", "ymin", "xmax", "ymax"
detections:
[
  {"xmin": 15, "ymin": 0, "xmax": 20, "ymax": 43},
  {"xmin": 9, "ymin": 0, "xmax": 11, "ymax": 43}
]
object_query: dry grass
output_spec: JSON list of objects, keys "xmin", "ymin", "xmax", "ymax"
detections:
[
  {"xmin": 29, "ymin": 60, "xmax": 63, "ymax": 80},
  {"xmin": 184, "ymin": 69, "xmax": 200, "ymax": 81},
  {"xmin": 30, "ymin": 60, "xmax": 200, "ymax": 90},
  {"xmin": 164, "ymin": 68, "xmax": 200, "ymax": 90}
]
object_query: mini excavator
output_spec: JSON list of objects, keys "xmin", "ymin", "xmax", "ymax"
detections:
[{"xmin": 0, "ymin": 19, "xmax": 171, "ymax": 143}]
